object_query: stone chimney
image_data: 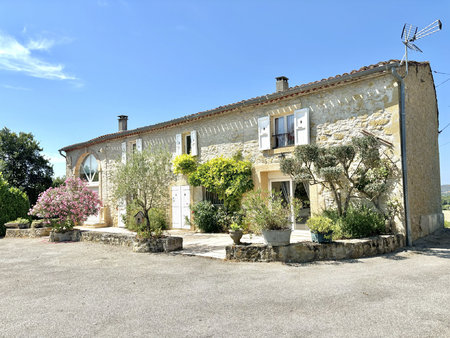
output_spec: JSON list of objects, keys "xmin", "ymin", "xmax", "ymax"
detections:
[
  {"xmin": 118, "ymin": 115, "xmax": 128, "ymax": 132},
  {"xmin": 276, "ymin": 76, "xmax": 289, "ymax": 92}
]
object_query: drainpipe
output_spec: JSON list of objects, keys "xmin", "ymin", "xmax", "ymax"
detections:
[
  {"xmin": 391, "ymin": 66, "xmax": 412, "ymax": 247},
  {"xmin": 58, "ymin": 149, "xmax": 66, "ymax": 158}
]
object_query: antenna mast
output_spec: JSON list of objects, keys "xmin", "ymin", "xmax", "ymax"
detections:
[{"xmin": 400, "ymin": 19, "xmax": 442, "ymax": 74}]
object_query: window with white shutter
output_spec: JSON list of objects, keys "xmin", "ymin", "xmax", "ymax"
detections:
[
  {"xmin": 136, "ymin": 138, "xmax": 143, "ymax": 153},
  {"xmin": 175, "ymin": 134, "xmax": 182, "ymax": 155},
  {"xmin": 190, "ymin": 130, "xmax": 198, "ymax": 156},
  {"xmin": 258, "ymin": 116, "xmax": 271, "ymax": 150},
  {"xmin": 294, "ymin": 108, "xmax": 310, "ymax": 145},
  {"xmin": 121, "ymin": 142, "xmax": 127, "ymax": 163}
]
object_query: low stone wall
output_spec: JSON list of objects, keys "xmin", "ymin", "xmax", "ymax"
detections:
[
  {"xmin": 80, "ymin": 231, "xmax": 136, "ymax": 248},
  {"xmin": 5, "ymin": 228, "xmax": 52, "ymax": 238},
  {"xmin": 80, "ymin": 231, "xmax": 183, "ymax": 253},
  {"xmin": 226, "ymin": 234, "xmax": 405, "ymax": 263}
]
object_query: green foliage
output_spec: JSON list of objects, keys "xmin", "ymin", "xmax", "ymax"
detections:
[
  {"xmin": 444, "ymin": 221, "xmax": 450, "ymax": 228},
  {"xmin": 230, "ymin": 222, "xmax": 242, "ymax": 231},
  {"xmin": 242, "ymin": 190, "xmax": 300, "ymax": 234},
  {"xmin": 191, "ymin": 201, "xmax": 222, "ymax": 233},
  {"xmin": 0, "ymin": 173, "xmax": 30, "ymax": 236},
  {"xmin": 6, "ymin": 217, "xmax": 30, "ymax": 225},
  {"xmin": 126, "ymin": 203, "xmax": 168, "ymax": 238},
  {"xmin": 281, "ymin": 136, "xmax": 393, "ymax": 217},
  {"xmin": 172, "ymin": 154, "xmax": 197, "ymax": 176},
  {"xmin": 52, "ymin": 176, "xmax": 66, "ymax": 188},
  {"xmin": 323, "ymin": 204, "xmax": 385, "ymax": 239},
  {"xmin": 306, "ymin": 216, "xmax": 335, "ymax": 234},
  {"xmin": 188, "ymin": 156, "xmax": 253, "ymax": 212},
  {"xmin": 0, "ymin": 127, "xmax": 53, "ymax": 205},
  {"xmin": 112, "ymin": 147, "xmax": 174, "ymax": 237}
]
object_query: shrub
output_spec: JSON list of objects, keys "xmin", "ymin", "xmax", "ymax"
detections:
[
  {"xmin": 29, "ymin": 177, "xmax": 102, "ymax": 232},
  {"xmin": 323, "ymin": 204, "xmax": 385, "ymax": 239},
  {"xmin": 126, "ymin": 204, "xmax": 168, "ymax": 238},
  {"xmin": 173, "ymin": 154, "xmax": 197, "ymax": 176},
  {"xmin": 191, "ymin": 201, "xmax": 223, "ymax": 233},
  {"xmin": 0, "ymin": 173, "xmax": 30, "ymax": 236},
  {"xmin": 242, "ymin": 190, "xmax": 300, "ymax": 234},
  {"xmin": 306, "ymin": 216, "xmax": 335, "ymax": 234}
]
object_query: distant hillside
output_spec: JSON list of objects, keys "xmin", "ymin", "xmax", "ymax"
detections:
[{"xmin": 442, "ymin": 185, "xmax": 450, "ymax": 195}]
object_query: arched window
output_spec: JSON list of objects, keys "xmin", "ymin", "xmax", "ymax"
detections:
[{"xmin": 80, "ymin": 154, "xmax": 99, "ymax": 183}]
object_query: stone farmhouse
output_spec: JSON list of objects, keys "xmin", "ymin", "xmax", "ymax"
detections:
[{"xmin": 60, "ymin": 60, "xmax": 443, "ymax": 244}]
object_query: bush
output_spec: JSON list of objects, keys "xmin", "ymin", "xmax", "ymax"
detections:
[
  {"xmin": 306, "ymin": 216, "xmax": 335, "ymax": 234},
  {"xmin": 191, "ymin": 201, "xmax": 223, "ymax": 233},
  {"xmin": 173, "ymin": 154, "xmax": 197, "ymax": 176},
  {"xmin": 323, "ymin": 204, "xmax": 385, "ymax": 239},
  {"xmin": 29, "ymin": 177, "xmax": 101, "ymax": 232},
  {"xmin": 241, "ymin": 190, "xmax": 297, "ymax": 234},
  {"xmin": 0, "ymin": 173, "xmax": 30, "ymax": 236},
  {"xmin": 126, "ymin": 205, "xmax": 168, "ymax": 237}
]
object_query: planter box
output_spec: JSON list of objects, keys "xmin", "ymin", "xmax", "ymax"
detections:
[
  {"xmin": 311, "ymin": 231, "xmax": 333, "ymax": 244},
  {"xmin": 49, "ymin": 229, "xmax": 81, "ymax": 242},
  {"xmin": 4, "ymin": 221, "xmax": 30, "ymax": 229},
  {"xmin": 262, "ymin": 229, "xmax": 292, "ymax": 246}
]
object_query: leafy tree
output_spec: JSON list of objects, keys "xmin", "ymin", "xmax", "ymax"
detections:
[
  {"xmin": 280, "ymin": 136, "xmax": 393, "ymax": 217},
  {"xmin": 188, "ymin": 156, "xmax": 253, "ymax": 212},
  {"xmin": 0, "ymin": 127, "xmax": 53, "ymax": 205},
  {"xmin": 52, "ymin": 176, "xmax": 66, "ymax": 188},
  {"xmin": 173, "ymin": 154, "xmax": 197, "ymax": 176},
  {"xmin": 112, "ymin": 147, "xmax": 174, "ymax": 237},
  {"xmin": 29, "ymin": 177, "xmax": 101, "ymax": 232},
  {"xmin": 0, "ymin": 173, "xmax": 30, "ymax": 236}
]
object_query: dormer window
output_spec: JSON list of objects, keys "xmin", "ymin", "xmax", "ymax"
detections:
[{"xmin": 80, "ymin": 154, "xmax": 98, "ymax": 183}]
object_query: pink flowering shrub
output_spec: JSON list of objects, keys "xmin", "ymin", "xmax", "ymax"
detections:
[{"xmin": 29, "ymin": 177, "xmax": 102, "ymax": 232}]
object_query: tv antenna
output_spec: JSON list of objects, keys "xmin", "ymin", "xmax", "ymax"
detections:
[{"xmin": 400, "ymin": 19, "xmax": 442, "ymax": 74}]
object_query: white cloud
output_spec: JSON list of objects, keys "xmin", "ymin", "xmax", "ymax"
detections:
[
  {"xmin": 26, "ymin": 38, "xmax": 55, "ymax": 51},
  {"xmin": 44, "ymin": 153, "xmax": 67, "ymax": 164},
  {"xmin": 1, "ymin": 83, "xmax": 30, "ymax": 91},
  {"xmin": 0, "ymin": 32, "xmax": 76, "ymax": 80}
]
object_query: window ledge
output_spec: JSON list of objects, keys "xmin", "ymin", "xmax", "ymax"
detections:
[{"xmin": 266, "ymin": 146, "xmax": 295, "ymax": 155}]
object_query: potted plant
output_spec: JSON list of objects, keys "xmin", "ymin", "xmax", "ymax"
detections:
[
  {"xmin": 242, "ymin": 190, "xmax": 300, "ymax": 246},
  {"xmin": 306, "ymin": 216, "xmax": 335, "ymax": 243},
  {"xmin": 229, "ymin": 222, "xmax": 243, "ymax": 245}
]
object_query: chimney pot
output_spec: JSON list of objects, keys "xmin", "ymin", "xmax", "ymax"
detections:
[
  {"xmin": 276, "ymin": 76, "xmax": 289, "ymax": 92},
  {"xmin": 118, "ymin": 115, "xmax": 128, "ymax": 132}
]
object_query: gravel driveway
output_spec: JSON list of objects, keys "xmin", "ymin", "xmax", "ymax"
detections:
[{"xmin": 1, "ymin": 230, "xmax": 450, "ymax": 337}]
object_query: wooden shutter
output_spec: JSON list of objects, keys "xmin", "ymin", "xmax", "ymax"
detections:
[
  {"xmin": 175, "ymin": 134, "xmax": 182, "ymax": 155},
  {"xmin": 191, "ymin": 130, "xmax": 198, "ymax": 156},
  {"xmin": 294, "ymin": 108, "xmax": 310, "ymax": 145},
  {"xmin": 121, "ymin": 142, "xmax": 127, "ymax": 163},
  {"xmin": 136, "ymin": 138, "xmax": 143, "ymax": 153},
  {"xmin": 258, "ymin": 116, "xmax": 271, "ymax": 150}
]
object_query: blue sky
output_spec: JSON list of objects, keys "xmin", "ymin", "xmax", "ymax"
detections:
[{"xmin": 1, "ymin": 0, "xmax": 449, "ymax": 183}]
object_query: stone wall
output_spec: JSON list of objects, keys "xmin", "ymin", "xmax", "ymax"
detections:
[
  {"xmin": 226, "ymin": 234, "xmax": 405, "ymax": 263},
  {"xmin": 403, "ymin": 63, "xmax": 443, "ymax": 240},
  {"xmin": 5, "ymin": 228, "xmax": 52, "ymax": 238}
]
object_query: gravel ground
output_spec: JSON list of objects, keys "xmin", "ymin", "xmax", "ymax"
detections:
[{"xmin": 1, "ymin": 230, "xmax": 450, "ymax": 337}]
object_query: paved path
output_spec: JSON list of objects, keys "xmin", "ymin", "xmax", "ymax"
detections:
[{"xmin": 1, "ymin": 229, "xmax": 450, "ymax": 337}]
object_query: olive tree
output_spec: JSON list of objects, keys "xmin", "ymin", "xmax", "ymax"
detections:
[
  {"xmin": 280, "ymin": 136, "xmax": 394, "ymax": 217},
  {"xmin": 112, "ymin": 147, "xmax": 174, "ymax": 236}
]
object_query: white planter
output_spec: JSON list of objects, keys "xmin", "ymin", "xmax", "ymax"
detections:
[{"xmin": 262, "ymin": 229, "xmax": 292, "ymax": 246}]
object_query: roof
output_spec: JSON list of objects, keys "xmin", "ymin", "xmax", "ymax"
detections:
[{"xmin": 60, "ymin": 59, "xmax": 425, "ymax": 152}]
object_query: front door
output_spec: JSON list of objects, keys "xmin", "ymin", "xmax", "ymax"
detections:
[
  {"xmin": 172, "ymin": 186, "xmax": 191, "ymax": 229},
  {"xmin": 85, "ymin": 185, "xmax": 101, "ymax": 225}
]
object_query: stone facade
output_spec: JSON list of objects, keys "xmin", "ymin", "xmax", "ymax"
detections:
[{"xmin": 61, "ymin": 61, "xmax": 443, "ymax": 242}]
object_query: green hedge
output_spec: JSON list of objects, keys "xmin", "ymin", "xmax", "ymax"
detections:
[{"xmin": 0, "ymin": 173, "xmax": 30, "ymax": 236}]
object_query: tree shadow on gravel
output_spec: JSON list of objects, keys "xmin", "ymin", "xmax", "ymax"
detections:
[{"xmin": 400, "ymin": 228, "xmax": 450, "ymax": 260}]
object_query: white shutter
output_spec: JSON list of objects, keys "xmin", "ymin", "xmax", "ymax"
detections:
[
  {"xmin": 294, "ymin": 108, "xmax": 310, "ymax": 145},
  {"xmin": 121, "ymin": 142, "xmax": 127, "ymax": 163},
  {"xmin": 190, "ymin": 130, "xmax": 198, "ymax": 156},
  {"xmin": 136, "ymin": 138, "xmax": 143, "ymax": 153},
  {"xmin": 175, "ymin": 134, "xmax": 182, "ymax": 155},
  {"xmin": 258, "ymin": 116, "xmax": 271, "ymax": 150}
]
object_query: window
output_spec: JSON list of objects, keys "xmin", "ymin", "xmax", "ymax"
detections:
[
  {"xmin": 132, "ymin": 143, "xmax": 137, "ymax": 153},
  {"xmin": 274, "ymin": 114, "xmax": 295, "ymax": 148},
  {"xmin": 185, "ymin": 134, "xmax": 192, "ymax": 155},
  {"xmin": 80, "ymin": 154, "xmax": 98, "ymax": 183}
]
